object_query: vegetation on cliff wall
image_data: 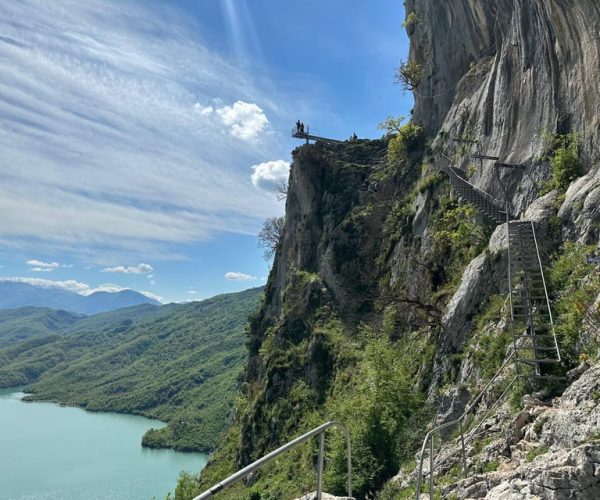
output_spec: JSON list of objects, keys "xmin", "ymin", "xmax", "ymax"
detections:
[
  {"xmin": 548, "ymin": 242, "xmax": 600, "ymax": 366},
  {"xmin": 173, "ymin": 120, "xmax": 509, "ymax": 497},
  {"xmin": 178, "ymin": 129, "xmax": 598, "ymax": 499},
  {"xmin": 173, "ymin": 0, "xmax": 600, "ymax": 493}
]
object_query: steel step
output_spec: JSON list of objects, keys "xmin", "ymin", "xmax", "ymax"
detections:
[
  {"xmin": 514, "ymin": 345, "xmax": 558, "ymax": 351},
  {"xmin": 513, "ymin": 334, "xmax": 555, "ymax": 340},
  {"xmin": 517, "ymin": 374, "xmax": 566, "ymax": 381},
  {"xmin": 517, "ymin": 358, "xmax": 561, "ymax": 365}
]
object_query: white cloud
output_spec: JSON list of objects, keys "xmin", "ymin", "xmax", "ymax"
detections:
[
  {"xmin": 92, "ymin": 283, "xmax": 128, "ymax": 294},
  {"xmin": 224, "ymin": 271, "xmax": 257, "ymax": 281},
  {"xmin": 215, "ymin": 101, "xmax": 269, "ymax": 141},
  {"xmin": 187, "ymin": 289, "xmax": 198, "ymax": 294},
  {"xmin": 26, "ymin": 259, "xmax": 60, "ymax": 272},
  {"xmin": 0, "ymin": 276, "xmax": 166, "ymax": 303},
  {"xmin": 0, "ymin": 277, "xmax": 111, "ymax": 295},
  {"xmin": 101, "ymin": 263, "xmax": 154, "ymax": 274},
  {"xmin": 194, "ymin": 103, "xmax": 214, "ymax": 116},
  {"xmin": 251, "ymin": 160, "xmax": 290, "ymax": 191},
  {"xmin": 140, "ymin": 291, "xmax": 165, "ymax": 303},
  {"xmin": 0, "ymin": 0, "xmax": 286, "ymax": 262}
]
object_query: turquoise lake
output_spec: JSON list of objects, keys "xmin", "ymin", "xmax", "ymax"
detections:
[{"xmin": 0, "ymin": 388, "xmax": 208, "ymax": 500}]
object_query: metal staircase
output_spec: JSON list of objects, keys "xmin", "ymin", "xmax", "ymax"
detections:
[
  {"xmin": 507, "ymin": 221, "xmax": 562, "ymax": 380},
  {"xmin": 439, "ymin": 164, "xmax": 509, "ymax": 223},
  {"xmin": 415, "ymin": 158, "xmax": 564, "ymax": 499}
]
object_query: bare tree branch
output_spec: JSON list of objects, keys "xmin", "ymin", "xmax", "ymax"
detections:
[{"xmin": 258, "ymin": 216, "xmax": 285, "ymax": 261}]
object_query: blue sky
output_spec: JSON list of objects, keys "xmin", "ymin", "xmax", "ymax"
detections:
[{"xmin": 0, "ymin": 0, "xmax": 411, "ymax": 303}]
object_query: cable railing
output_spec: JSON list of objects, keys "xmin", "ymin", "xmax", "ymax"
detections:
[
  {"xmin": 415, "ymin": 352, "xmax": 518, "ymax": 499},
  {"xmin": 193, "ymin": 421, "xmax": 352, "ymax": 500}
]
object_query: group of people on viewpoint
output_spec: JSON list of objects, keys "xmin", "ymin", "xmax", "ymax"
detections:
[{"xmin": 295, "ymin": 120, "xmax": 358, "ymax": 141}]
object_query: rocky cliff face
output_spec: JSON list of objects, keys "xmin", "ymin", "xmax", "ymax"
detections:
[
  {"xmin": 407, "ymin": 0, "xmax": 600, "ymax": 217},
  {"xmin": 191, "ymin": 2, "xmax": 600, "ymax": 499}
]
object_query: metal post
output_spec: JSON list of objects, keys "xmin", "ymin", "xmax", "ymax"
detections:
[
  {"xmin": 344, "ymin": 428, "xmax": 353, "ymax": 499},
  {"xmin": 316, "ymin": 432, "xmax": 325, "ymax": 500},
  {"xmin": 429, "ymin": 435, "xmax": 434, "ymax": 497},
  {"xmin": 507, "ymin": 207, "xmax": 520, "ymax": 378},
  {"xmin": 459, "ymin": 419, "xmax": 467, "ymax": 477}
]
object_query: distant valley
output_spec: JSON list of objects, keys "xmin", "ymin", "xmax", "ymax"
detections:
[{"xmin": 0, "ymin": 286, "xmax": 263, "ymax": 452}]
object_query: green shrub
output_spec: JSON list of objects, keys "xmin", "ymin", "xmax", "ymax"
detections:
[
  {"xmin": 541, "ymin": 133, "xmax": 582, "ymax": 193},
  {"xmin": 526, "ymin": 445, "xmax": 549, "ymax": 462},
  {"xmin": 402, "ymin": 11, "xmax": 419, "ymax": 34},
  {"xmin": 432, "ymin": 197, "xmax": 488, "ymax": 280},
  {"xmin": 548, "ymin": 242, "xmax": 600, "ymax": 366},
  {"xmin": 378, "ymin": 117, "xmax": 426, "ymax": 168},
  {"xmin": 482, "ymin": 459, "xmax": 500, "ymax": 472},
  {"xmin": 325, "ymin": 327, "xmax": 430, "ymax": 497}
]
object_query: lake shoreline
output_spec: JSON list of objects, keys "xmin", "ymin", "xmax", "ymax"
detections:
[
  {"xmin": 17, "ymin": 387, "xmax": 213, "ymax": 454},
  {"xmin": 0, "ymin": 387, "xmax": 208, "ymax": 500}
]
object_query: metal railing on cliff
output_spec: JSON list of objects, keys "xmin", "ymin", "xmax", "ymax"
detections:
[{"xmin": 193, "ymin": 421, "xmax": 352, "ymax": 500}]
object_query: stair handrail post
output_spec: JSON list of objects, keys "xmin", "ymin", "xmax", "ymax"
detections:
[
  {"xmin": 414, "ymin": 351, "xmax": 516, "ymax": 499},
  {"xmin": 429, "ymin": 436, "xmax": 434, "ymax": 496},
  {"xmin": 192, "ymin": 421, "xmax": 352, "ymax": 500},
  {"xmin": 317, "ymin": 431, "xmax": 325, "ymax": 500},
  {"xmin": 459, "ymin": 419, "xmax": 467, "ymax": 477}
]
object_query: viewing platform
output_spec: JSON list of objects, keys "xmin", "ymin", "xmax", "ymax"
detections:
[{"xmin": 292, "ymin": 124, "xmax": 342, "ymax": 144}]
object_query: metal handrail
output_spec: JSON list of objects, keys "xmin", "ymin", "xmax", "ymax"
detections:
[
  {"xmin": 444, "ymin": 165, "xmax": 506, "ymax": 212},
  {"xmin": 415, "ymin": 351, "xmax": 517, "ymax": 499},
  {"xmin": 291, "ymin": 125, "xmax": 342, "ymax": 144},
  {"xmin": 193, "ymin": 421, "xmax": 352, "ymax": 500},
  {"xmin": 440, "ymin": 154, "xmax": 506, "ymax": 205},
  {"xmin": 529, "ymin": 221, "xmax": 561, "ymax": 362}
]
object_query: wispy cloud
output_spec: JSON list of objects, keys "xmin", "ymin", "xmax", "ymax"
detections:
[
  {"xmin": 0, "ymin": 0, "xmax": 287, "ymax": 262},
  {"xmin": 101, "ymin": 263, "xmax": 154, "ymax": 274},
  {"xmin": 26, "ymin": 259, "xmax": 60, "ymax": 272},
  {"xmin": 224, "ymin": 271, "xmax": 257, "ymax": 281}
]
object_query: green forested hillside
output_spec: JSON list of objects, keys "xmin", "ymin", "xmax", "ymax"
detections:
[
  {"xmin": 0, "ymin": 287, "xmax": 262, "ymax": 452},
  {"xmin": 0, "ymin": 307, "xmax": 82, "ymax": 347}
]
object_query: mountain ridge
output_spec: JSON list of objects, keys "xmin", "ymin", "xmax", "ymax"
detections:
[{"xmin": 0, "ymin": 280, "xmax": 160, "ymax": 315}]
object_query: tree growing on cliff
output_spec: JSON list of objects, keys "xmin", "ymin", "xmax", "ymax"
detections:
[
  {"xmin": 258, "ymin": 216, "xmax": 285, "ymax": 260},
  {"xmin": 378, "ymin": 116, "xmax": 425, "ymax": 166},
  {"xmin": 274, "ymin": 179, "xmax": 288, "ymax": 201},
  {"xmin": 395, "ymin": 59, "xmax": 423, "ymax": 90}
]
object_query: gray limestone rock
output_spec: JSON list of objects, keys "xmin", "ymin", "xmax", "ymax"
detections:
[
  {"xmin": 559, "ymin": 168, "xmax": 600, "ymax": 244},
  {"xmin": 294, "ymin": 494, "xmax": 354, "ymax": 500},
  {"xmin": 406, "ymin": 0, "xmax": 600, "ymax": 216},
  {"xmin": 488, "ymin": 444, "xmax": 600, "ymax": 499},
  {"xmin": 541, "ymin": 363, "xmax": 600, "ymax": 449},
  {"xmin": 442, "ymin": 253, "xmax": 490, "ymax": 352}
]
